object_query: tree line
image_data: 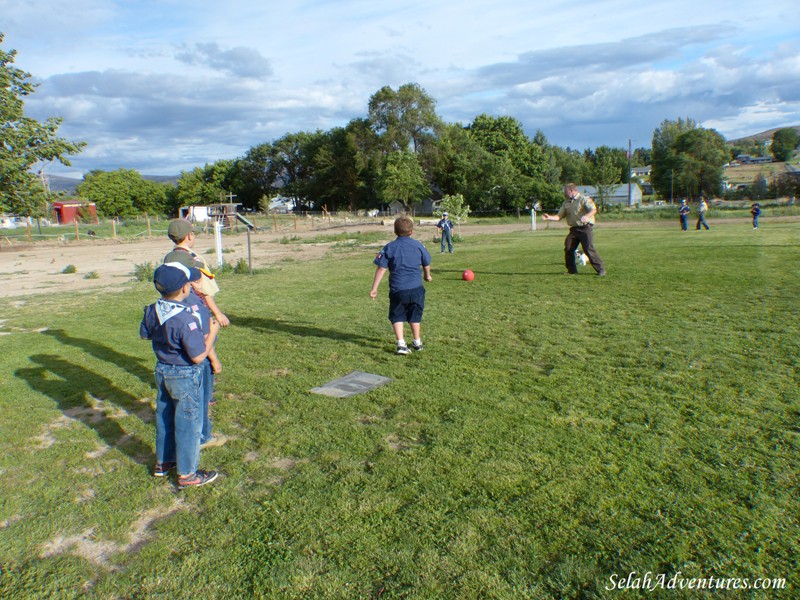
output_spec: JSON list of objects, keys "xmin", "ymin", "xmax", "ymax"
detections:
[{"xmin": 2, "ymin": 33, "xmax": 799, "ymax": 219}]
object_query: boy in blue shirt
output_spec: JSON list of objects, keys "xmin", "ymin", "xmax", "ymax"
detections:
[
  {"xmin": 436, "ymin": 211, "xmax": 454, "ymax": 253},
  {"xmin": 679, "ymin": 199, "xmax": 690, "ymax": 231},
  {"xmin": 140, "ymin": 263, "xmax": 221, "ymax": 489},
  {"xmin": 750, "ymin": 202, "xmax": 761, "ymax": 229},
  {"xmin": 370, "ymin": 216, "xmax": 432, "ymax": 354}
]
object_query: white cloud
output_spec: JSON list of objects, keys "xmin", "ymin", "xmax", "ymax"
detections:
[{"xmin": 3, "ymin": 0, "xmax": 799, "ymax": 175}]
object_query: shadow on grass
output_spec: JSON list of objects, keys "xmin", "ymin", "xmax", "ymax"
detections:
[
  {"xmin": 41, "ymin": 328, "xmax": 153, "ymax": 388},
  {"xmin": 229, "ymin": 314, "xmax": 381, "ymax": 348},
  {"xmin": 15, "ymin": 354, "xmax": 152, "ymax": 466}
]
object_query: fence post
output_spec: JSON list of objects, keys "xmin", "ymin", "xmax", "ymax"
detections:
[
  {"xmin": 146, "ymin": 213, "xmax": 152, "ymax": 239},
  {"xmin": 112, "ymin": 219, "xmax": 117, "ymax": 239},
  {"xmin": 27, "ymin": 222, "xmax": 33, "ymax": 242},
  {"xmin": 293, "ymin": 215, "xmax": 297, "ymax": 231},
  {"xmin": 74, "ymin": 220, "xmax": 80, "ymax": 241}
]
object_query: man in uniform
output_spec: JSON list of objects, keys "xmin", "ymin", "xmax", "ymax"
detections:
[{"xmin": 541, "ymin": 183, "xmax": 606, "ymax": 276}]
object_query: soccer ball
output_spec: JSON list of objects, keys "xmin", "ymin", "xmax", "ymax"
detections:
[{"xmin": 462, "ymin": 269, "xmax": 475, "ymax": 281}]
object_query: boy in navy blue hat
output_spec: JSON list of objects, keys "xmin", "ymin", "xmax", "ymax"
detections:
[
  {"xmin": 370, "ymin": 216, "xmax": 432, "ymax": 354},
  {"xmin": 140, "ymin": 262, "xmax": 221, "ymax": 489}
]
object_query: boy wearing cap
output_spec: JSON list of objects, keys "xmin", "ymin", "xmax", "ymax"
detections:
[
  {"xmin": 140, "ymin": 263, "xmax": 221, "ymax": 489},
  {"xmin": 164, "ymin": 219, "xmax": 230, "ymax": 328},
  {"xmin": 436, "ymin": 211, "xmax": 454, "ymax": 254}
]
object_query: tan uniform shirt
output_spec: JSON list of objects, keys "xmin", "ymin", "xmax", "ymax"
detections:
[{"xmin": 557, "ymin": 193, "xmax": 597, "ymax": 227}]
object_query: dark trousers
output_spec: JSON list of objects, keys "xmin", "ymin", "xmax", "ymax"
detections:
[{"xmin": 565, "ymin": 226, "xmax": 604, "ymax": 274}]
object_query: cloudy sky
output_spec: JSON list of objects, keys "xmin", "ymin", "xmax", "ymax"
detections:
[{"xmin": 3, "ymin": 0, "xmax": 799, "ymax": 178}]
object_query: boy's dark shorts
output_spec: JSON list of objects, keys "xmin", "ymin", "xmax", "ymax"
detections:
[{"xmin": 388, "ymin": 286, "xmax": 425, "ymax": 323}]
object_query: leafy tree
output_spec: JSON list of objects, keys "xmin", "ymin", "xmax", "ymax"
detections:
[
  {"xmin": 550, "ymin": 146, "xmax": 591, "ymax": 185},
  {"xmin": 591, "ymin": 150, "xmax": 622, "ymax": 211},
  {"xmin": 437, "ymin": 193, "xmax": 470, "ymax": 222},
  {"xmin": 368, "ymin": 83, "xmax": 441, "ymax": 154},
  {"xmin": 771, "ymin": 128, "xmax": 800, "ymax": 162},
  {"xmin": 651, "ymin": 117, "xmax": 697, "ymax": 200},
  {"xmin": 379, "ymin": 150, "xmax": 429, "ymax": 210},
  {"xmin": 0, "ymin": 33, "xmax": 85, "ymax": 216},
  {"xmin": 76, "ymin": 169, "xmax": 167, "ymax": 217},
  {"xmin": 467, "ymin": 114, "xmax": 542, "ymax": 178},
  {"xmin": 174, "ymin": 160, "xmax": 237, "ymax": 210},
  {"xmin": 670, "ymin": 128, "xmax": 728, "ymax": 198}
]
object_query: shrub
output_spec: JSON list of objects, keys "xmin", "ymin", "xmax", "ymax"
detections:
[
  {"xmin": 61, "ymin": 264, "xmax": 77, "ymax": 274},
  {"xmin": 84, "ymin": 271, "xmax": 100, "ymax": 280},
  {"xmin": 233, "ymin": 258, "xmax": 250, "ymax": 274},
  {"xmin": 133, "ymin": 262, "xmax": 154, "ymax": 282}
]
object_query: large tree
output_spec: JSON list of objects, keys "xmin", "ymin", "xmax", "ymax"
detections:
[
  {"xmin": 650, "ymin": 117, "xmax": 697, "ymax": 200},
  {"xmin": 368, "ymin": 83, "xmax": 441, "ymax": 154},
  {"xmin": 76, "ymin": 169, "xmax": 167, "ymax": 217},
  {"xmin": 0, "ymin": 33, "xmax": 85, "ymax": 216},
  {"xmin": 670, "ymin": 128, "xmax": 729, "ymax": 198},
  {"xmin": 771, "ymin": 128, "xmax": 800, "ymax": 162}
]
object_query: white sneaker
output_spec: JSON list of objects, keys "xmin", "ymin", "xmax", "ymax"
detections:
[{"xmin": 396, "ymin": 344, "xmax": 411, "ymax": 355}]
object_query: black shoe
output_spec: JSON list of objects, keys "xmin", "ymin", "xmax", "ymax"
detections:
[{"xmin": 178, "ymin": 470, "xmax": 219, "ymax": 489}]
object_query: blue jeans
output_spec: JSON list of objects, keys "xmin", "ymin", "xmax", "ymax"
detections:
[
  {"xmin": 154, "ymin": 362, "xmax": 203, "ymax": 476},
  {"xmin": 440, "ymin": 229, "xmax": 453, "ymax": 253},
  {"xmin": 680, "ymin": 215, "xmax": 688, "ymax": 230},
  {"xmin": 696, "ymin": 214, "xmax": 709, "ymax": 230},
  {"xmin": 201, "ymin": 359, "xmax": 214, "ymax": 444}
]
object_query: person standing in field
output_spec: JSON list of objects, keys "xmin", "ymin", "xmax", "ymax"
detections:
[
  {"xmin": 679, "ymin": 199, "xmax": 690, "ymax": 231},
  {"xmin": 370, "ymin": 216, "xmax": 432, "ymax": 354},
  {"xmin": 750, "ymin": 202, "xmax": 762, "ymax": 229},
  {"xmin": 696, "ymin": 197, "xmax": 710, "ymax": 230},
  {"xmin": 541, "ymin": 183, "xmax": 606, "ymax": 276},
  {"xmin": 436, "ymin": 211, "xmax": 454, "ymax": 254}
]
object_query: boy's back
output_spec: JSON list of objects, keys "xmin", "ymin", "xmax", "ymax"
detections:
[{"xmin": 375, "ymin": 236, "xmax": 432, "ymax": 292}]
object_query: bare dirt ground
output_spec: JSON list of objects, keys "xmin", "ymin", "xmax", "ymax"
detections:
[{"xmin": 2, "ymin": 217, "xmax": 795, "ymax": 300}]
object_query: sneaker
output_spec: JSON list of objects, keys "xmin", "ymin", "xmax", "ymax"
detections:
[
  {"xmin": 411, "ymin": 341, "xmax": 424, "ymax": 351},
  {"xmin": 597, "ymin": 271, "xmax": 606, "ymax": 277},
  {"xmin": 178, "ymin": 470, "xmax": 219, "ymax": 490},
  {"xmin": 396, "ymin": 344, "xmax": 411, "ymax": 355},
  {"xmin": 154, "ymin": 461, "xmax": 176, "ymax": 477},
  {"xmin": 200, "ymin": 434, "xmax": 228, "ymax": 448}
]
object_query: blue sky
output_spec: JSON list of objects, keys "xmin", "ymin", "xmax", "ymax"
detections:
[{"xmin": 2, "ymin": 0, "xmax": 799, "ymax": 178}]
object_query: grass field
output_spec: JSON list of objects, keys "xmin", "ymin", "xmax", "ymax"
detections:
[{"xmin": 0, "ymin": 220, "xmax": 798, "ymax": 598}]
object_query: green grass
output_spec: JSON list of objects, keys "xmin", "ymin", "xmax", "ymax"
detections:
[{"xmin": 1, "ymin": 221, "xmax": 798, "ymax": 598}]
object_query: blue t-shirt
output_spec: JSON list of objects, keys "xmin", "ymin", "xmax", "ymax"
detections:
[
  {"xmin": 436, "ymin": 218, "xmax": 453, "ymax": 233},
  {"xmin": 374, "ymin": 236, "xmax": 432, "ymax": 293},
  {"xmin": 140, "ymin": 299, "xmax": 206, "ymax": 366}
]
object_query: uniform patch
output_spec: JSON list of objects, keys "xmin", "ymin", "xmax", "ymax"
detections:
[{"xmin": 188, "ymin": 321, "xmax": 198, "ymax": 331}]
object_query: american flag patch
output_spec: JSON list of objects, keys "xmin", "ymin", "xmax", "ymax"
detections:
[{"xmin": 188, "ymin": 322, "xmax": 198, "ymax": 331}]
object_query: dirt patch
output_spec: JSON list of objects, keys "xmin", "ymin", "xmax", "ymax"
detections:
[{"xmin": 40, "ymin": 499, "xmax": 186, "ymax": 570}]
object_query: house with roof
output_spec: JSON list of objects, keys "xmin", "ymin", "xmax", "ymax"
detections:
[{"xmin": 576, "ymin": 184, "xmax": 642, "ymax": 207}]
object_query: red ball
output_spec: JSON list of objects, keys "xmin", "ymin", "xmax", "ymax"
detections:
[{"xmin": 462, "ymin": 269, "xmax": 475, "ymax": 281}]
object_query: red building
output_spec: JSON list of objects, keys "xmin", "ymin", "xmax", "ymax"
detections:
[{"xmin": 52, "ymin": 201, "xmax": 98, "ymax": 225}]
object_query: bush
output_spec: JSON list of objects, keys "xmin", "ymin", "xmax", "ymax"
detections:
[
  {"xmin": 132, "ymin": 262, "xmax": 154, "ymax": 282},
  {"xmin": 61, "ymin": 264, "xmax": 77, "ymax": 274},
  {"xmin": 84, "ymin": 271, "xmax": 100, "ymax": 280},
  {"xmin": 233, "ymin": 258, "xmax": 251, "ymax": 274}
]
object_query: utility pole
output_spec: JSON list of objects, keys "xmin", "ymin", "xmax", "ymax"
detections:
[{"xmin": 627, "ymin": 139, "xmax": 632, "ymax": 207}]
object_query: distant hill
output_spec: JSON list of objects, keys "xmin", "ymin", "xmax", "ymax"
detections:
[
  {"xmin": 45, "ymin": 174, "xmax": 180, "ymax": 195},
  {"xmin": 728, "ymin": 125, "xmax": 800, "ymax": 144}
]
